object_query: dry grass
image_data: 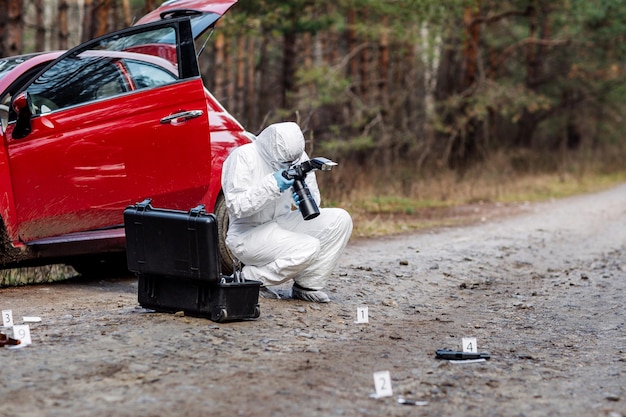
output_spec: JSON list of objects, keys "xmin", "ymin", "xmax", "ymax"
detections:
[
  {"xmin": 2, "ymin": 148, "xmax": 625, "ymax": 286},
  {"xmin": 320, "ymin": 148, "xmax": 626, "ymax": 238},
  {"xmin": 337, "ymin": 171, "xmax": 626, "ymax": 238}
]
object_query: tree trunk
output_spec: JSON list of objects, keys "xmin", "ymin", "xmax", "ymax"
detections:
[
  {"xmin": 526, "ymin": 0, "xmax": 538, "ymax": 86},
  {"xmin": 323, "ymin": 4, "xmax": 337, "ymax": 66},
  {"xmin": 246, "ymin": 36, "xmax": 256, "ymax": 127},
  {"xmin": 58, "ymin": 0, "xmax": 70, "ymax": 49},
  {"xmin": 391, "ymin": 42, "xmax": 408, "ymax": 130},
  {"xmin": 302, "ymin": 31, "xmax": 312, "ymax": 69},
  {"xmin": 515, "ymin": 110, "xmax": 539, "ymax": 148},
  {"xmin": 462, "ymin": 4, "xmax": 480, "ymax": 89},
  {"xmin": 34, "ymin": 0, "xmax": 45, "ymax": 51},
  {"xmin": 225, "ymin": 36, "xmax": 234, "ymax": 112},
  {"xmin": 420, "ymin": 22, "xmax": 440, "ymax": 154},
  {"xmin": 359, "ymin": 9, "xmax": 370, "ymax": 100},
  {"xmin": 236, "ymin": 35, "xmax": 246, "ymax": 117},
  {"xmin": 3, "ymin": 0, "xmax": 23, "ymax": 56},
  {"xmin": 347, "ymin": 9, "xmax": 358, "ymax": 94},
  {"xmin": 530, "ymin": 0, "xmax": 551, "ymax": 88},
  {"xmin": 378, "ymin": 16, "xmax": 389, "ymax": 103},
  {"xmin": 121, "ymin": 0, "xmax": 131, "ymax": 28},
  {"xmin": 82, "ymin": 0, "xmax": 93, "ymax": 42},
  {"xmin": 282, "ymin": 30, "xmax": 297, "ymax": 109},
  {"xmin": 0, "ymin": 2, "xmax": 5, "ymax": 58},
  {"xmin": 94, "ymin": 0, "xmax": 110, "ymax": 37},
  {"xmin": 213, "ymin": 32, "xmax": 226, "ymax": 101},
  {"xmin": 110, "ymin": 0, "xmax": 119, "ymax": 31},
  {"xmin": 257, "ymin": 30, "xmax": 270, "ymax": 132}
]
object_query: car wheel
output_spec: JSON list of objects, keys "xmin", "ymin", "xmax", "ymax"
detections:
[{"xmin": 214, "ymin": 193, "xmax": 237, "ymax": 276}]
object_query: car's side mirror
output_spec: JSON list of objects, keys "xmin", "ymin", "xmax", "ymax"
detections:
[{"xmin": 12, "ymin": 91, "xmax": 33, "ymax": 139}]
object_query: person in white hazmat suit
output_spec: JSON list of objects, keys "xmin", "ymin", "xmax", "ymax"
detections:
[{"xmin": 221, "ymin": 122, "xmax": 353, "ymax": 303}]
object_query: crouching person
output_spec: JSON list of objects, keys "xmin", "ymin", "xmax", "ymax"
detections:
[{"xmin": 221, "ymin": 122, "xmax": 353, "ymax": 303}]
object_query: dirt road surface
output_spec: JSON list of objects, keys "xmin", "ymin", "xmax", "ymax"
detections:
[{"xmin": 1, "ymin": 184, "xmax": 625, "ymax": 417}]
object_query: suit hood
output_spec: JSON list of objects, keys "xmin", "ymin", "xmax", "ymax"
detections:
[{"xmin": 255, "ymin": 122, "xmax": 305, "ymax": 170}]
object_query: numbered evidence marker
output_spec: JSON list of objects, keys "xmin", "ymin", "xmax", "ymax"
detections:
[
  {"xmin": 372, "ymin": 370, "xmax": 393, "ymax": 398},
  {"xmin": 10, "ymin": 324, "xmax": 32, "ymax": 347},
  {"xmin": 462, "ymin": 337, "xmax": 478, "ymax": 353},
  {"xmin": 355, "ymin": 306, "xmax": 369, "ymax": 324},
  {"xmin": 2, "ymin": 309, "xmax": 13, "ymax": 328}
]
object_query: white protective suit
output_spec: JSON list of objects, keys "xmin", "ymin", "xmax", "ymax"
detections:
[{"xmin": 221, "ymin": 122, "xmax": 353, "ymax": 291}]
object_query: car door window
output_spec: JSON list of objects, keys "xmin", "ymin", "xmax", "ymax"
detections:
[
  {"xmin": 0, "ymin": 93, "xmax": 10, "ymax": 131},
  {"xmin": 24, "ymin": 25, "xmax": 181, "ymax": 115},
  {"xmin": 125, "ymin": 60, "xmax": 177, "ymax": 89},
  {"xmin": 26, "ymin": 55, "xmax": 128, "ymax": 113}
]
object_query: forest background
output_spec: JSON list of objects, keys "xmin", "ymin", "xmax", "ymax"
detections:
[{"xmin": 1, "ymin": 0, "xmax": 626, "ymax": 241}]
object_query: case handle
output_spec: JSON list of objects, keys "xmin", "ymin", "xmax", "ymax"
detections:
[
  {"xmin": 188, "ymin": 204, "xmax": 206, "ymax": 217},
  {"xmin": 135, "ymin": 198, "xmax": 153, "ymax": 212}
]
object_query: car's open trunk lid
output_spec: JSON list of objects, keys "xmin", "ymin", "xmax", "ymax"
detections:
[{"xmin": 134, "ymin": 0, "xmax": 237, "ymax": 39}]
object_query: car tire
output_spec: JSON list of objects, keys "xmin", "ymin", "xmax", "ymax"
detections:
[
  {"xmin": 0, "ymin": 217, "xmax": 21, "ymax": 265},
  {"xmin": 214, "ymin": 193, "xmax": 237, "ymax": 276}
]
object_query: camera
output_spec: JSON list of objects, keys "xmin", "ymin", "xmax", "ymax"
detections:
[{"xmin": 281, "ymin": 157, "xmax": 337, "ymax": 220}]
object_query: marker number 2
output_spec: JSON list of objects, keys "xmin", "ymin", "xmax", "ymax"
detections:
[{"xmin": 373, "ymin": 370, "xmax": 393, "ymax": 397}]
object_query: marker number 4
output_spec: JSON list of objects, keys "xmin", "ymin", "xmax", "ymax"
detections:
[{"xmin": 462, "ymin": 337, "xmax": 477, "ymax": 353}]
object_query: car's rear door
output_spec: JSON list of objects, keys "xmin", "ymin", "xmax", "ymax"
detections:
[{"xmin": 6, "ymin": 18, "xmax": 212, "ymax": 242}]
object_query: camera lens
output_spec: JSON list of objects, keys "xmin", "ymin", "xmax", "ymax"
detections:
[{"xmin": 293, "ymin": 180, "xmax": 319, "ymax": 220}]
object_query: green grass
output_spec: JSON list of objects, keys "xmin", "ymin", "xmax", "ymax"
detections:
[
  {"xmin": 0, "ymin": 265, "xmax": 76, "ymax": 288},
  {"xmin": 359, "ymin": 196, "xmax": 451, "ymax": 215}
]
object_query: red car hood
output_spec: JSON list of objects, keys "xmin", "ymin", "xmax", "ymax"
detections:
[{"xmin": 135, "ymin": 0, "xmax": 237, "ymax": 27}]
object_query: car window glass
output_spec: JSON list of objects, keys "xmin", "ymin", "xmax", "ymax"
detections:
[
  {"xmin": 0, "ymin": 93, "xmax": 9, "ymax": 133},
  {"xmin": 25, "ymin": 26, "xmax": 180, "ymax": 115},
  {"xmin": 26, "ymin": 55, "xmax": 127, "ymax": 113},
  {"xmin": 125, "ymin": 60, "xmax": 177, "ymax": 90}
]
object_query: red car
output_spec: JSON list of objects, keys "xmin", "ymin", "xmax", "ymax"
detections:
[{"xmin": 0, "ymin": 0, "xmax": 247, "ymax": 275}]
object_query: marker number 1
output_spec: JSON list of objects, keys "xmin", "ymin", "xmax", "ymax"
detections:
[{"xmin": 356, "ymin": 307, "xmax": 369, "ymax": 323}]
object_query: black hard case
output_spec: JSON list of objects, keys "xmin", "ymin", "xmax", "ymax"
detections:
[{"xmin": 124, "ymin": 200, "xmax": 260, "ymax": 322}]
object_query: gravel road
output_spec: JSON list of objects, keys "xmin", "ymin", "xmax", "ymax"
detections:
[{"xmin": 1, "ymin": 183, "xmax": 625, "ymax": 417}]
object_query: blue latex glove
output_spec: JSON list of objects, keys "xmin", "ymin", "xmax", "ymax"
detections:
[
  {"xmin": 273, "ymin": 169, "xmax": 294, "ymax": 192},
  {"xmin": 292, "ymin": 191, "xmax": 300, "ymax": 209}
]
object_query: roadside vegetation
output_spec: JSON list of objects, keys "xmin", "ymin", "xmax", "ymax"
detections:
[
  {"xmin": 1, "ymin": 265, "xmax": 76, "ymax": 287},
  {"xmin": 1, "ymin": 0, "xmax": 625, "ymax": 286},
  {"xmin": 323, "ymin": 148, "xmax": 626, "ymax": 238},
  {"xmin": 2, "ymin": 153, "xmax": 624, "ymax": 287}
]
